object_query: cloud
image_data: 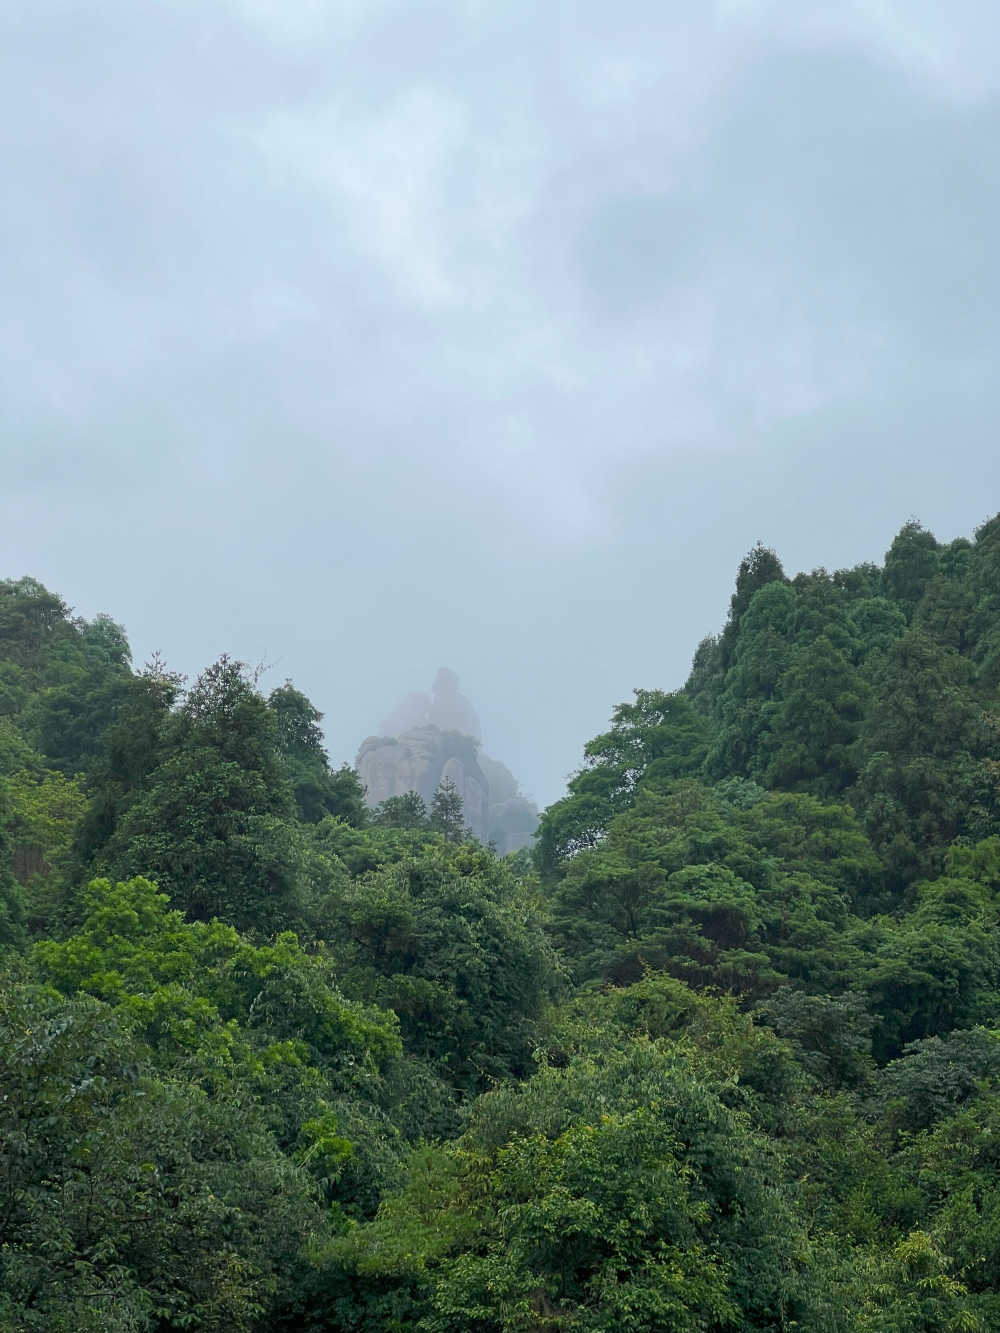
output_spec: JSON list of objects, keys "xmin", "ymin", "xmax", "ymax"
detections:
[{"xmin": 2, "ymin": 1, "xmax": 998, "ymax": 802}]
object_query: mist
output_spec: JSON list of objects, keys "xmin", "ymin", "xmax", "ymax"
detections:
[{"xmin": 3, "ymin": 0, "xmax": 999, "ymax": 805}]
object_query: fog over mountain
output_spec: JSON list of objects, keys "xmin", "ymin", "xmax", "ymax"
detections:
[
  {"xmin": 357, "ymin": 667, "xmax": 538, "ymax": 851},
  {"xmin": 3, "ymin": 1, "xmax": 999, "ymax": 804}
]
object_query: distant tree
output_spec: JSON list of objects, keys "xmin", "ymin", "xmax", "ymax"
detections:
[
  {"xmin": 372, "ymin": 791, "xmax": 429, "ymax": 830},
  {"xmin": 3, "ymin": 768, "xmax": 86, "ymax": 933},
  {"xmin": 704, "ymin": 580, "xmax": 798, "ymax": 781},
  {"xmin": 914, "ymin": 574, "xmax": 976, "ymax": 653},
  {"xmin": 760, "ymin": 634, "xmax": 865, "ymax": 794},
  {"xmin": 847, "ymin": 595, "xmax": 908, "ymax": 667},
  {"xmin": 754, "ymin": 987, "xmax": 875, "ymax": 1090},
  {"xmin": 877, "ymin": 1028, "xmax": 1000, "ymax": 1134},
  {"xmin": 268, "ymin": 680, "xmax": 326, "ymax": 757},
  {"xmin": 23, "ymin": 669, "xmax": 130, "ymax": 777},
  {"xmin": 856, "ymin": 630, "xmax": 994, "ymax": 886},
  {"xmin": 862, "ymin": 917, "xmax": 997, "ymax": 1062},
  {"xmin": 536, "ymin": 690, "xmax": 709, "ymax": 873},
  {"xmin": 0, "ymin": 589, "xmax": 136, "ymax": 778},
  {"xmin": 77, "ymin": 612, "xmax": 132, "ymax": 669},
  {"xmin": 0, "ymin": 779, "xmax": 26, "ymax": 953},
  {"xmin": 430, "ymin": 778, "xmax": 465, "ymax": 842},
  {"xmin": 0, "ymin": 577, "xmax": 73, "ymax": 676},
  {"xmin": 72, "ymin": 659, "xmax": 184, "ymax": 877},
  {"xmin": 718, "ymin": 541, "xmax": 787, "ymax": 667},
  {"xmin": 322, "ymin": 843, "xmax": 558, "ymax": 1092},
  {"xmin": 268, "ymin": 681, "xmax": 367, "ymax": 825},
  {"xmin": 103, "ymin": 657, "xmax": 303, "ymax": 934},
  {"xmin": 970, "ymin": 513, "xmax": 1000, "ymax": 686},
  {"xmin": 882, "ymin": 520, "xmax": 940, "ymax": 620}
]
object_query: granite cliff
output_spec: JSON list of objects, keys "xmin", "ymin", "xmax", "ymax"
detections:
[{"xmin": 355, "ymin": 670, "xmax": 538, "ymax": 853}]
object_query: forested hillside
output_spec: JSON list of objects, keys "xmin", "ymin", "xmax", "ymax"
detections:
[{"xmin": 2, "ymin": 515, "xmax": 1000, "ymax": 1331}]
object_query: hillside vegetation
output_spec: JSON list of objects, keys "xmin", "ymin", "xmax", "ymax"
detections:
[{"xmin": 2, "ymin": 514, "xmax": 1000, "ymax": 1331}]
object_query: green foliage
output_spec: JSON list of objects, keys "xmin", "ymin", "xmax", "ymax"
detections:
[
  {"xmin": 856, "ymin": 630, "xmax": 996, "ymax": 886},
  {"xmin": 100, "ymin": 658, "xmax": 305, "ymax": 934},
  {"xmin": 882, "ymin": 519, "xmax": 942, "ymax": 619},
  {"xmin": 338, "ymin": 1042, "xmax": 822, "ymax": 1332},
  {"xmin": 895, "ymin": 1095, "xmax": 1000, "ymax": 1321},
  {"xmin": 6, "ymin": 513, "xmax": 1000, "ymax": 1328},
  {"xmin": 0, "ymin": 981, "xmax": 321, "ymax": 1332},
  {"xmin": 268, "ymin": 681, "xmax": 367, "ymax": 826},
  {"xmin": 0, "ymin": 577, "xmax": 76, "ymax": 675},
  {"xmin": 759, "ymin": 632, "xmax": 865, "ymax": 793},
  {"xmin": 429, "ymin": 777, "xmax": 466, "ymax": 842},
  {"xmin": 0, "ymin": 776, "xmax": 26, "ymax": 952},
  {"xmin": 71, "ymin": 660, "xmax": 185, "ymax": 876},
  {"xmin": 4, "ymin": 767, "xmax": 87, "ymax": 931},
  {"xmin": 373, "ymin": 790, "xmax": 431, "ymax": 829},
  {"xmin": 852, "ymin": 1231, "xmax": 983, "ymax": 1332},
  {"xmin": 0, "ymin": 579, "xmax": 133, "ymax": 778},
  {"xmin": 35, "ymin": 876, "xmax": 400, "ymax": 1068},
  {"xmin": 753, "ymin": 987, "xmax": 875, "ymax": 1090},
  {"xmin": 878, "ymin": 1028, "xmax": 1000, "ymax": 1133},
  {"xmin": 549, "ymin": 781, "xmax": 867, "ymax": 997},
  {"xmin": 320, "ymin": 842, "xmax": 559, "ymax": 1093},
  {"xmin": 32, "ymin": 875, "xmax": 412, "ymax": 1224},
  {"xmin": 718, "ymin": 540, "xmax": 787, "ymax": 668},
  {"xmin": 536, "ymin": 690, "xmax": 709, "ymax": 872}
]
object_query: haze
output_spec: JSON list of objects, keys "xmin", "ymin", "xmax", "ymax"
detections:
[{"xmin": 3, "ymin": 1, "xmax": 999, "ymax": 806}]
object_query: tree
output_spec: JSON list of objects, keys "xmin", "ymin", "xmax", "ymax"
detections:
[
  {"xmin": 430, "ymin": 778, "xmax": 465, "ymax": 842},
  {"xmin": 70, "ymin": 658, "xmax": 184, "ymax": 882},
  {"xmin": 321, "ymin": 843, "xmax": 559, "ymax": 1093},
  {"xmin": 0, "ymin": 778, "xmax": 26, "ymax": 953},
  {"xmin": 335, "ymin": 1042, "xmax": 828, "ymax": 1332},
  {"xmin": 877, "ymin": 1028, "xmax": 1000, "ymax": 1134},
  {"xmin": 882, "ymin": 520, "xmax": 941, "ymax": 620},
  {"xmin": 0, "ymin": 577, "xmax": 74, "ymax": 676},
  {"xmin": 760, "ymin": 634, "xmax": 865, "ymax": 794},
  {"xmin": 549, "ymin": 781, "xmax": 871, "ymax": 998},
  {"xmin": 3, "ymin": 767, "xmax": 86, "ymax": 932},
  {"xmin": 862, "ymin": 918, "xmax": 998, "ymax": 1062},
  {"xmin": 718, "ymin": 541, "xmax": 788, "ymax": 668},
  {"xmin": 536, "ymin": 691, "xmax": 709, "ymax": 873},
  {"xmin": 267, "ymin": 682, "xmax": 366, "ymax": 826},
  {"xmin": 372, "ymin": 791, "xmax": 429, "ymax": 829},
  {"xmin": 856, "ymin": 631, "xmax": 995, "ymax": 887},
  {"xmin": 704, "ymin": 580, "xmax": 798, "ymax": 781},
  {"xmin": 33, "ymin": 875, "xmax": 408, "ymax": 1218},
  {"xmin": 969, "ymin": 514, "xmax": 1000, "ymax": 686},
  {"xmin": 754, "ymin": 988, "xmax": 875, "ymax": 1090},
  {"xmin": 852, "ymin": 1231, "xmax": 983, "ymax": 1333},
  {"xmin": 102, "ymin": 657, "xmax": 304, "ymax": 934},
  {"xmin": 0, "ymin": 981, "xmax": 321, "ymax": 1332}
]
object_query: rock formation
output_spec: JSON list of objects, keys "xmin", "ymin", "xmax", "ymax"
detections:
[
  {"xmin": 356, "ymin": 669, "xmax": 537, "ymax": 853},
  {"xmin": 356, "ymin": 725, "xmax": 490, "ymax": 839},
  {"xmin": 377, "ymin": 668, "xmax": 482, "ymax": 741}
]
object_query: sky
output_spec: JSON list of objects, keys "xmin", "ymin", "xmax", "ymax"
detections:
[{"xmin": 3, "ymin": 0, "xmax": 999, "ymax": 806}]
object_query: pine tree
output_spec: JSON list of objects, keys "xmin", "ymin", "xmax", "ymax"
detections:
[{"xmin": 430, "ymin": 778, "xmax": 466, "ymax": 842}]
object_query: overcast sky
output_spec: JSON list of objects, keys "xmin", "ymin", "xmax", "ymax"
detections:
[{"xmin": 3, "ymin": 1, "xmax": 999, "ymax": 805}]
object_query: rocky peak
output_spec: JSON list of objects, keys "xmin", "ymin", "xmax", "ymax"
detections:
[{"xmin": 357, "ymin": 669, "xmax": 537, "ymax": 853}]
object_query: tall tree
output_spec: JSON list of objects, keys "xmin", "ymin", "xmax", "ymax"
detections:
[
  {"xmin": 268, "ymin": 681, "xmax": 366, "ymax": 826},
  {"xmin": 430, "ymin": 778, "xmax": 466, "ymax": 842},
  {"xmin": 103, "ymin": 658, "xmax": 303, "ymax": 934},
  {"xmin": 718, "ymin": 541, "xmax": 787, "ymax": 668},
  {"xmin": 882, "ymin": 520, "xmax": 941, "ymax": 620},
  {"xmin": 856, "ymin": 630, "xmax": 994, "ymax": 886},
  {"xmin": 536, "ymin": 690, "xmax": 708, "ymax": 873}
]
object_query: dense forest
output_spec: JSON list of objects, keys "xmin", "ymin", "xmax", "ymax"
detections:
[{"xmin": 2, "ymin": 514, "xmax": 1000, "ymax": 1331}]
